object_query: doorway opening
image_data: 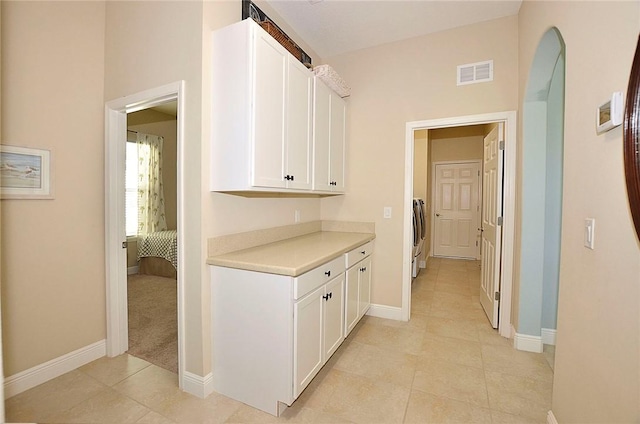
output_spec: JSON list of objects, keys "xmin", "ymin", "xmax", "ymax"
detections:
[
  {"xmin": 403, "ymin": 111, "xmax": 516, "ymax": 339},
  {"xmin": 125, "ymin": 102, "xmax": 179, "ymax": 373},
  {"xmin": 517, "ymin": 27, "xmax": 565, "ymax": 355},
  {"xmin": 105, "ymin": 81, "xmax": 186, "ymax": 388}
]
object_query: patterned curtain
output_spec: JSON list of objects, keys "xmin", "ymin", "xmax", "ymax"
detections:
[{"xmin": 137, "ymin": 133, "xmax": 167, "ymax": 236}]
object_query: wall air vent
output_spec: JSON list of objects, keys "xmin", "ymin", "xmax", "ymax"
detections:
[{"xmin": 457, "ymin": 60, "xmax": 494, "ymax": 86}]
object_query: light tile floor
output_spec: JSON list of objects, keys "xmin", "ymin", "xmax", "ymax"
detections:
[{"xmin": 5, "ymin": 258, "xmax": 554, "ymax": 423}]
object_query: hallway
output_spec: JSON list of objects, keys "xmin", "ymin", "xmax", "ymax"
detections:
[{"xmin": 5, "ymin": 258, "xmax": 553, "ymax": 423}]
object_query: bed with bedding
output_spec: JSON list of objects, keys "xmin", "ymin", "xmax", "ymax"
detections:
[{"xmin": 137, "ymin": 230, "xmax": 177, "ymax": 279}]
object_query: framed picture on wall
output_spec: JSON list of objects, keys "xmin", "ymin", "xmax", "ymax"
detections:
[{"xmin": 0, "ymin": 145, "xmax": 53, "ymax": 199}]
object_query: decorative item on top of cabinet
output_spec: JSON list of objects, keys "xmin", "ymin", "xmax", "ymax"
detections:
[
  {"xmin": 313, "ymin": 77, "xmax": 346, "ymax": 193},
  {"xmin": 210, "ymin": 19, "xmax": 313, "ymax": 193}
]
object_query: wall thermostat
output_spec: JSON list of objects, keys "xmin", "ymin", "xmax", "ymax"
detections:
[{"xmin": 596, "ymin": 91, "xmax": 623, "ymax": 133}]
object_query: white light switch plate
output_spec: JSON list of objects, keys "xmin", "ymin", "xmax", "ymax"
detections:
[
  {"xmin": 584, "ymin": 218, "xmax": 595, "ymax": 249},
  {"xmin": 384, "ymin": 207, "xmax": 392, "ymax": 219}
]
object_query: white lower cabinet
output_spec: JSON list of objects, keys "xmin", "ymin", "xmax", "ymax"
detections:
[
  {"xmin": 210, "ymin": 241, "xmax": 371, "ymax": 417},
  {"xmin": 210, "ymin": 256, "xmax": 345, "ymax": 416}
]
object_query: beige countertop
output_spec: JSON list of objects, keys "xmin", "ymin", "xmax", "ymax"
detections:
[{"xmin": 207, "ymin": 231, "xmax": 375, "ymax": 277}]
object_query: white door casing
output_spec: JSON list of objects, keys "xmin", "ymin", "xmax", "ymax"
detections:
[
  {"xmin": 403, "ymin": 111, "xmax": 516, "ymax": 340},
  {"xmin": 105, "ymin": 81, "xmax": 186, "ymax": 389},
  {"xmin": 433, "ymin": 162, "xmax": 481, "ymax": 259},
  {"xmin": 480, "ymin": 124, "xmax": 504, "ymax": 328}
]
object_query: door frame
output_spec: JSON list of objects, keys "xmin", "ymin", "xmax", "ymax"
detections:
[
  {"xmin": 105, "ymin": 81, "xmax": 186, "ymax": 387},
  {"xmin": 430, "ymin": 160, "xmax": 482, "ymax": 260},
  {"xmin": 403, "ymin": 111, "xmax": 516, "ymax": 338}
]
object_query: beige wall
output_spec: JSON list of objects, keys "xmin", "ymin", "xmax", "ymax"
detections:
[
  {"xmin": 518, "ymin": 1, "xmax": 640, "ymax": 420},
  {"xmin": 429, "ymin": 125, "xmax": 484, "ymax": 163},
  {"xmin": 1, "ymin": 1, "xmax": 106, "ymax": 375},
  {"xmin": 321, "ymin": 16, "xmax": 518, "ymax": 307}
]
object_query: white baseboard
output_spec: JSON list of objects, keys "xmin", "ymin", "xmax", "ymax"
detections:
[
  {"xmin": 513, "ymin": 331, "xmax": 543, "ymax": 353},
  {"xmin": 182, "ymin": 371, "xmax": 214, "ymax": 399},
  {"xmin": 547, "ymin": 410, "xmax": 558, "ymax": 424},
  {"xmin": 4, "ymin": 340, "xmax": 106, "ymax": 399},
  {"xmin": 127, "ymin": 266, "xmax": 139, "ymax": 275},
  {"xmin": 366, "ymin": 304, "xmax": 403, "ymax": 321},
  {"xmin": 542, "ymin": 328, "xmax": 557, "ymax": 346}
]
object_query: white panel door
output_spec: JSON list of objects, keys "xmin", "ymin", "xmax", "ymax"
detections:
[
  {"xmin": 323, "ymin": 275, "xmax": 345, "ymax": 359},
  {"xmin": 252, "ymin": 31, "xmax": 286, "ymax": 188},
  {"xmin": 344, "ymin": 265, "xmax": 359, "ymax": 336},
  {"xmin": 312, "ymin": 79, "xmax": 332, "ymax": 191},
  {"xmin": 286, "ymin": 58, "xmax": 313, "ymax": 189},
  {"xmin": 357, "ymin": 257, "xmax": 371, "ymax": 317},
  {"xmin": 329, "ymin": 94, "xmax": 346, "ymax": 191},
  {"xmin": 433, "ymin": 162, "xmax": 481, "ymax": 258},
  {"xmin": 293, "ymin": 285, "xmax": 324, "ymax": 398},
  {"xmin": 480, "ymin": 124, "xmax": 504, "ymax": 328}
]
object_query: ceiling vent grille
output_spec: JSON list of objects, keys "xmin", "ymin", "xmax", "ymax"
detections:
[{"xmin": 457, "ymin": 60, "xmax": 494, "ymax": 86}]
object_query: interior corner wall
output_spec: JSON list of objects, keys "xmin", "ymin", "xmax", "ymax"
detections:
[
  {"xmin": 519, "ymin": 1, "xmax": 640, "ymax": 421},
  {"xmin": 105, "ymin": 0, "xmax": 207, "ymax": 376},
  {"xmin": 320, "ymin": 15, "xmax": 518, "ymax": 308},
  {"xmin": 1, "ymin": 1, "xmax": 107, "ymax": 376}
]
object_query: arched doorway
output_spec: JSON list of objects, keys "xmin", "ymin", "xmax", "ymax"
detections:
[{"xmin": 517, "ymin": 28, "xmax": 565, "ymax": 353}]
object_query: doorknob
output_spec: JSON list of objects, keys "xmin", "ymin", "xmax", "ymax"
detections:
[{"xmin": 436, "ymin": 213, "xmax": 441, "ymax": 217}]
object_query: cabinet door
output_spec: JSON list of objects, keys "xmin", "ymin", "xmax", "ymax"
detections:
[
  {"xmin": 323, "ymin": 274, "xmax": 345, "ymax": 359},
  {"xmin": 345, "ymin": 265, "xmax": 359, "ymax": 336},
  {"xmin": 312, "ymin": 79, "xmax": 332, "ymax": 191},
  {"xmin": 358, "ymin": 257, "xmax": 372, "ymax": 318},
  {"xmin": 252, "ymin": 31, "xmax": 287, "ymax": 188},
  {"xmin": 329, "ymin": 93, "xmax": 346, "ymax": 192},
  {"xmin": 293, "ymin": 285, "xmax": 324, "ymax": 398},
  {"xmin": 286, "ymin": 59, "xmax": 313, "ymax": 190}
]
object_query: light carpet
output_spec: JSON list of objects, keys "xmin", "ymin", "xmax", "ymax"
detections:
[{"xmin": 127, "ymin": 273, "xmax": 178, "ymax": 374}]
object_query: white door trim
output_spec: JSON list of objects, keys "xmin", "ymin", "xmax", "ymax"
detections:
[
  {"xmin": 403, "ymin": 111, "xmax": 516, "ymax": 338},
  {"xmin": 105, "ymin": 81, "xmax": 186, "ymax": 388},
  {"xmin": 430, "ymin": 160, "xmax": 482, "ymax": 260}
]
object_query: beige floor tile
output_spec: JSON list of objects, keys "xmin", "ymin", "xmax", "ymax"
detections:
[
  {"xmin": 137, "ymin": 411, "xmax": 177, "ymax": 423},
  {"xmin": 278, "ymin": 406, "xmax": 355, "ymax": 423},
  {"xmin": 412, "ymin": 277, "xmax": 437, "ymax": 292},
  {"xmin": 404, "ymin": 390, "xmax": 492, "ymax": 424},
  {"xmin": 113, "ymin": 365, "xmax": 181, "ymax": 410},
  {"xmin": 425, "ymin": 316, "xmax": 480, "ymax": 342},
  {"xmin": 413, "ymin": 359, "xmax": 489, "ymax": 407},
  {"xmin": 350, "ymin": 320, "xmax": 424, "ymax": 355},
  {"xmin": 477, "ymin": 324, "xmax": 511, "ymax": 347},
  {"xmin": 223, "ymin": 403, "xmax": 281, "ymax": 423},
  {"xmin": 485, "ymin": 371, "xmax": 552, "ymax": 412},
  {"xmin": 149, "ymin": 390, "xmax": 244, "ymax": 424},
  {"xmin": 370, "ymin": 311, "xmax": 429, "ymax": 331},
  {"xmin": 293, "ymin": 366, "xmax": 342, "ymax": 410},
  {"xmin": 434, "ymin": 281, "xmax": 472, "ymax": 296},
  {"xmin": 80, "ymin": 354, "xmax": 152, "ymax": 386},
  {"xmin": 543, "ymin": 344, "xmax": 555, "ymax": 370},
  {"xmin": 490, "ymin": 410, "xmax": 545, "ymax": 424},
  {"xmin": 334, "ymin": 342, "xmax": 418, "ymax": 388},
  {"xmin": 5, "ymin": 369, "xmax": 107, "ymax": 423},
  {"xmin": 321, "ymin": 370, "xmax": 411, "ymax": 424},
  {"xmin": 481, "ymin": 345, "xmax": 554, "ymax": 383},
  {"xmin": 411, "ymin": 289, "xmax": 434, "ymax": 314},
  {"xmin": 420, "ymin": 333, "xmax": 484, "ymax": 369},
  {"xmin": 46, "ymin": 387, "xmax": 151, "ymax": 423}
]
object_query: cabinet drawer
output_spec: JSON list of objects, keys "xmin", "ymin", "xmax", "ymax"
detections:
[
  {"xmin": 345, "ymin": 241, "xmax": 374, "ymax": 268},
  {"xmin": 294, "ymin": 256, "xmax": 344, "ymax": 300}
]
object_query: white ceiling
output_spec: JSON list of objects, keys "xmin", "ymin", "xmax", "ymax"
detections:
[{"xmin": 266, "ymin": 0, "xmax": 522, "ymax": 59}]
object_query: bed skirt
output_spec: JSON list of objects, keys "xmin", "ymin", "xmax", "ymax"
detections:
[{"xmin": 139, "ymin": 256, "xmax": 177, "ymax": 279}]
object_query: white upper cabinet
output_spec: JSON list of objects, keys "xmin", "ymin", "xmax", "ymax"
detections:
[
  {"xmin": 313, "ymin": 77, "xmax": 346, "ymax": 193},
  {"xmin": 211, "ymin": 19, "xmax": 312, "ymax": 192}
]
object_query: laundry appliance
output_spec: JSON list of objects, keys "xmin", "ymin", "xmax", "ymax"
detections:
[{"xmin": 412, "ymin": 198, "xmax": 426, "ymax": 279}]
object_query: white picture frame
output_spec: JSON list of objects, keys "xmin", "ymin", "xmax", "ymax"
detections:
[{"xmin": 0, "ymin": 145, "xmax": 53, "ymax": 199}]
